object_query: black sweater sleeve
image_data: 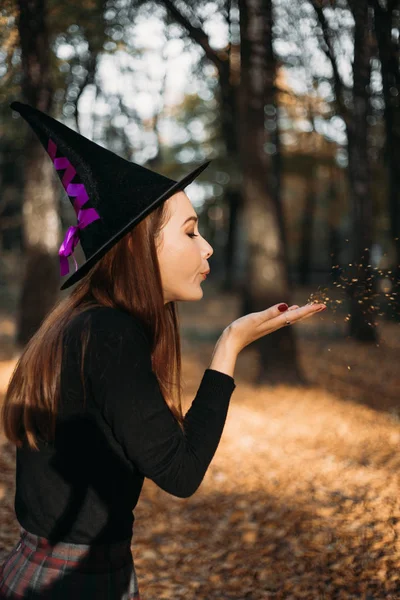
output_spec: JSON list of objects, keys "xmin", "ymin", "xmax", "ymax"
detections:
[{"xmin": 84, "ymin": 308, "xmax": 236, "ymax": 498}]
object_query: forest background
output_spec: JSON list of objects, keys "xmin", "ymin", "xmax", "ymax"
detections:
[{"xmin": 0, "ymin": 0, "xmax": 400, "ymax": 598}]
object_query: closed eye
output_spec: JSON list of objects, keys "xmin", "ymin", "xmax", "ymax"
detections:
[{"xmin": 187, "ymin": 233, "xmax": 199, "ymax": 238}]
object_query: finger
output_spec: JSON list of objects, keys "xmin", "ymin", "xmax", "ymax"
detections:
[
  {"xmin": 301, "ymin": 305, "xmax": 327, "ymax": 320},
  {"xmin": 278, "ymin": 303, "xmax": 325, "ymax": 325},
  {"xmin": 260, "ymin": 302, "xmax": 323, "ymax": 328},
  {"xmin": 259, "ymin": 303, "xmax": 318, "ymax": 334},
  {"xmin": 258, "ymin": 303, "xmax": 290, "ymax": 320},
  {"xmin": 278, "ymin": 302, "xmax": 321, "ymax": 315}
]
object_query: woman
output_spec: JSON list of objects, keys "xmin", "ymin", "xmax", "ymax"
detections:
[{"xmin": 0, "ymin": 102, "xmax": 327, "ymax": 599}]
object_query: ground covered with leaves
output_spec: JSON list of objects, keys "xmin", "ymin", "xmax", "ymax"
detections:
[{"xmin": 0, "ymin": 286, "xmax": 399, "ymax": 599}]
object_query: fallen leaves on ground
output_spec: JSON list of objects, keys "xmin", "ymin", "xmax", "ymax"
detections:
[{"xmin": 0, "ymin": 288, "xmax": 399, "ymax": 599}]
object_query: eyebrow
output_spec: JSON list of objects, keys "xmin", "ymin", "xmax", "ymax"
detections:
[{"xmin": 182, "ymin": 216, "xmax": 198, "ymax": 226}]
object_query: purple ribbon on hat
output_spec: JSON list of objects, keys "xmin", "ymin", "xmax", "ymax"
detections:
[
  {"xmin": 47, "ymin": 139, "xmax": 100, "ymax": 277},
  {"xmin": 58, "ymin": 207, "xmax": 101, "ymax": 276}
]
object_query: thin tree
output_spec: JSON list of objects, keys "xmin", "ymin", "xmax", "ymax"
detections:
[
  {"xmin": 15, "ymin": 0, "xmax": 60, "ymax": 346},
  {"xmin": 310, "ymin": 0, "xmax": 378, "ymax": 342},
  {"xmin": 371, "ymin": 0, "xmax": 400, "ymax": 319}
]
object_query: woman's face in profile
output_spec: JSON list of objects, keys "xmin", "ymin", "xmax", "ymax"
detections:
[{"xmin": 157, "ymin": 191, "xmax": 213, "ymax": 304}]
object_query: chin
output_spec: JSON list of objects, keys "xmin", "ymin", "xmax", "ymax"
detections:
[
  {"xmin": 166, "ymin": 279, "xmax": 205, "ymax": 303},
  {"xmin": 177, "ymin": 286, "xmax": 204, "ymax": 303}
]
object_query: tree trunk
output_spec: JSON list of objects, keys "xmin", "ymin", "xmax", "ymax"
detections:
[
  {"xmin": 297, "ymin": 166, "xmax": 318, "ymax": 286},
  {"xmin": 218, "ymin": 49, "xmax": 245, "ymax": 292},
  {"xmin": 326, "ymin": 169, "xmax": 343, "ymax": 283},
  {"xmin": 15, "ymin": 0, "xmax": 60, "ymax": 347},
  {"xmin": 345, "ymin": 1, "xmax": 378, "ymax": 343},
  {"xmin": 263, "ymin": 0, "xmax": 288, "ymax": 280},
  {"xmin": 311, "ymin": 0, "xmax": 379, "ymax": 342},
  {"xmin": 373, "ymin": 0, "xmax": 400, "ymax": 320},
  {"xmin": 223, "ymin": 188, "xmax": 242, "ymax": 291},
  {"xmin": 238, "ymin": 0, "xmax": 305, "ymax": 385}
]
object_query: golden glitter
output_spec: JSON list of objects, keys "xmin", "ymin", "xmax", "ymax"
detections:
[{"xmin": 304, "ymin": 252, "xmax": 398, "ymax": 341}]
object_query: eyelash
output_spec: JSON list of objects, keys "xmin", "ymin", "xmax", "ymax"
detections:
[{"xmin": 188, "ymin": 233, "xmax": 199, "ymax": 238}]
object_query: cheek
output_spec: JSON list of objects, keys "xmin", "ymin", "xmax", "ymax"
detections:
[
  {"xmin": 161, "ymin": 236, "xmax": 199, "ymax": 276},
  {"xmin": 185, "ymin": 238, "xmax": 200, "ymax": 259},
  {"xmin": 163, "ymin": 241, "xmax": 192, "ymax": 271},
  {"xmin": 176, "ymin": 236, "xmax": 196, "ymax": 254}
]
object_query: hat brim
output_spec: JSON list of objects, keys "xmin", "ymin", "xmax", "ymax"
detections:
[{"xmin": 60, "ymin": 160, "xmax": 211, "ymax": 291}]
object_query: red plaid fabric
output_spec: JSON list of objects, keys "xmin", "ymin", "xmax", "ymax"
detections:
[{"xmin": 0, "ymin": 527, "xmax": 141, "ymax": 599}]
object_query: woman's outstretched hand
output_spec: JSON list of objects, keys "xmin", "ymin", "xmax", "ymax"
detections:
[{"xmin": 225, "ymin": 302, "xmax": 327, "ymax": 354}]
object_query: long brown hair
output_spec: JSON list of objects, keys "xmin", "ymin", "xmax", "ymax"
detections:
[{"xmin": 1, "ymin": 197, "xmax": 186, "ymax": 450}]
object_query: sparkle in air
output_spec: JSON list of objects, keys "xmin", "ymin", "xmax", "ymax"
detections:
[{"xmin": 303, "ymin": 237, "xmax": 399, "ymax": 372}]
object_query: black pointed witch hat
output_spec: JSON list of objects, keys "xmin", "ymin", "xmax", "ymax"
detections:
[{"xmin": 10, "ymin": 101, "xmax": 211, "ymax": 291}]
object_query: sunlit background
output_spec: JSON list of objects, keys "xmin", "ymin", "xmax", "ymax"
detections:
[{"xmin": 1, "ymin": 1, "xmax": 400, "ymax": 598}]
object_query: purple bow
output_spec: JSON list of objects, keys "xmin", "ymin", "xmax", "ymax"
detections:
[{"xmin": 58, "ymin": 207, "xmax": 100, "ymax": 276}]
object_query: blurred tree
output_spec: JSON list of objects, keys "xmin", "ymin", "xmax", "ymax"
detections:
[
  {"xmin": 271, "ymin": 0, "xmax": 346, "ymax": 286},
  {"xmin": 48, "ymin": 0, "xmax": 108, "ymax": 130},
  {"xmin": 371, "ymin": 0, "xmax": 400, "ymax": 318},
  {"xmin": 310, "ymin": 0, "xmax": 378, "ymax": 342},
  {"xmin": 346, "ymin": 0, "xmax": 376, "ymax": 341},
  {"xmin": 297, "ymin": 159, "xmax": 317, "ymax": 286},
  {"xmin": 2, "ymin": 0, "xmax": 114, "ymax": 344},
  {"xmin": 0, "ymin": 139, "xmax": 23, "ymax": 254},
  {"xmin": 238, "ymin": 0, "xmax": 303, "ymax": 384},
  {"xmin": 14, "ymin": 0, "xmax": 60, "ymax": 347}
]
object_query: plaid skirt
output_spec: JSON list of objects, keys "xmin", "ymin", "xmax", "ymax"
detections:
[{"xmin": 0, "ymin": 527, "xmax": 141, "ymax": 599}]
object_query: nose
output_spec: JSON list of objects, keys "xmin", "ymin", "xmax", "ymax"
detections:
[{"xmin": 204, "ymin": 239, "xmax": 213, "ymax": 258}]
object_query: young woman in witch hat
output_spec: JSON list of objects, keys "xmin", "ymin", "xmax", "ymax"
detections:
[{"xmin": 0, "ymin": 102, "xmax": 327, "ymax": 599}]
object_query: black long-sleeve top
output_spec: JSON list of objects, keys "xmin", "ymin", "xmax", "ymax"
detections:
[{"xmin": 14, "ymin": 306, "xmax": 236, "ymax": 544}]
